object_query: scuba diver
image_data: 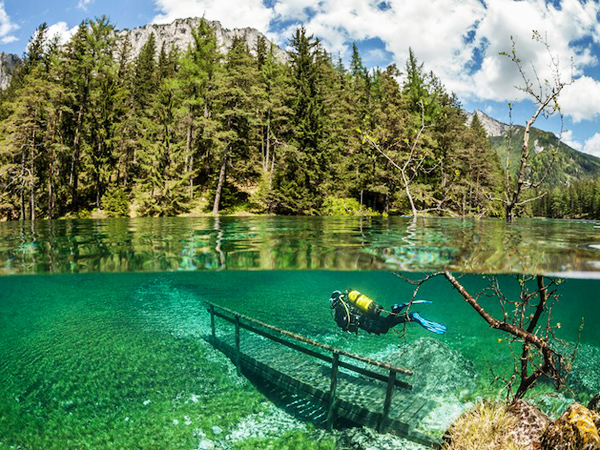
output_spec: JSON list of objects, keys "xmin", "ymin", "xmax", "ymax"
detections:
[{"xmin": 329, "ymin": 290, "xmax": 447, "ymax": 335}]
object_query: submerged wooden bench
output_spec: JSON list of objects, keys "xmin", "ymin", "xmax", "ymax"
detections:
[{"xmin": 206, "ymin": 302, "xmax": 440, "ymax": 448}]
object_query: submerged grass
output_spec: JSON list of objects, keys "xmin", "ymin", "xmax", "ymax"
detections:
[
  {"xmin": 0, "ymin": 315, "xmax": 267, "ymax": 448},
  {"xmin": 442, "ymin": 400, "xmax": 527, "ymax": 450},
  {"xmin": 231, "ymin": 429, "xmax": 336, "ymax": 450}
]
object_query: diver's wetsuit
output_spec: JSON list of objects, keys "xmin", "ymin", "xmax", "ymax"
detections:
[
  {"xmin": 331, "ymin": 297, "xmax": 407, "ymax": 335},
  {"xmin": 329, "ymin": 290, "xmax": 446, "ymax": 335}
]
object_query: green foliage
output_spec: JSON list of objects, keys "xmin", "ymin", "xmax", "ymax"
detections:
[
  {"xmin": 101, "ymin": 185, "xmax": 130, "ymax": 217},
  {"xmin": 533, "ymin": 177, "xmax": 600, "ymax": 219},
  {"xmin": 231, "ymin": 429, "xmax": 336, "ymax": 449},
  {"xmin": 1, "ymin": 19, "xmax": 585, "ymax": 220},
  {"xmin": 321, "ymin": 197, "xmax": 377, "ymax": 216},
  {"xmin": 322, "ymin": 197, "xmax": 361, "ymax": 215},
  {"xmin": 207, "ymin": 182, "xmax": 251, "ymax": 214}
]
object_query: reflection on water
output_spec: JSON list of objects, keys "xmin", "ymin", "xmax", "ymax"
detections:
[{"xmin": 2, "ymin": 216, "xmax": 600, "ymax": 276}]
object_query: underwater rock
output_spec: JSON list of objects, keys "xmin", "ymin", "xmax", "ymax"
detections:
[
  {"xmin": 442, "ymin": 400, "xmax": 539, "ymax": 449},
  {"xmin": 539, "ymin": 402, "xmax": 600, "ymax": 450},
  {"xmin": 196, "ymin": 438, "xmax": 215, "ymax": 450},
  {"xmin": 391, "ymin": 338, "xmax": 478, "ymax": 395},
  {"xmin": 507, "ymin": 400, "xmax": 551, "ymax": 449},
  {"xmin": 225, "ymin": 403, "xmax": 306, "ymax": 443},
  {"xmin": 589, "ymin": 394, "xmax": 600, "ymax": 414}
]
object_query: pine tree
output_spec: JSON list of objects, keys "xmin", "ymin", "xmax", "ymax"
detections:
[
  {"xmin": 62, "ymin": 21, "xmax": 94, "ymax": 211},
  {"xmin": 211, "ymin": 36, "xmax": 261, "ymax": 214},
  {"xmin": 0, "ymin": 24, "xmax": 54, "ymax": 220},
  {"xmin": 272, "ymin": 27, "xmax": 327, "ymax": 214},
  {"xmin": 86, "ymin": 16, "xmax": 117, "ymax": 210},
  {"xmin": 253, "ymin": 39, "xmax": 294, "ymax": 211},
  {"xmin": 176, "ymin": 18, "xmax": 221, "ymax": 202}
]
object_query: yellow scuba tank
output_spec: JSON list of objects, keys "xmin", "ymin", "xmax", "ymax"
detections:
[{"xmin": 347, "ymin": 290, "xmax": 382, "ymax": 315}]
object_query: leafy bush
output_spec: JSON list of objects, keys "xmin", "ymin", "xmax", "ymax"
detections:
[
  {"xmin": 102, "ymin": 186, "xmax": 130, "ymax": 217},
  {"xmin": 321, "ymin": 197, "xmax": 377, "ymax": 216}
]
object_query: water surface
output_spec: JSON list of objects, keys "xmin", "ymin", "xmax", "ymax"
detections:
[{"xmin": 3, "ymin": 216, "xmax": 600, "ymax": 276}]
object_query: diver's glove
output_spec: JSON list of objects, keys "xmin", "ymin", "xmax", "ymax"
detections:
[
  {"xmin": 409, "ymin": 312, "xmax": 447, "ymax": 334},
  {"xmin": 391, "ymin": 300, "xmax": 432, "ymax": 313}
]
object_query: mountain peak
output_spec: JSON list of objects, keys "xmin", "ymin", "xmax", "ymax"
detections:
[
  {"xmin": 115, "ymin": 17, "xmax": 286, "ymax": 62},
  {"xmin": 466, "ymin": 109, "xmax": 511, "ymax": 137}
]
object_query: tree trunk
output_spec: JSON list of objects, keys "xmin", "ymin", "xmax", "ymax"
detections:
[
  {"xmin": 269, "ymin": 144, "xmax": 276, "ymax": 191},
  {"xmin": 70, "ymin": 101, "xmax": 86, "ymax": 210},
  {"xmin": 20, "ymin": 149, "xmax": 25, "ymax": 221},
  {"xmin": 212, "ymin": 146, "xmax": 228, "ymax": 215},
  {"xmin": 186, "ymin": 122, "xmax": 193, "ymax": 199},
  {"xmin": 265, "ymin": 110, "xmax": 271, "ymax": 172},
  {"xmin": 30, "ymin": 120, "xmax": 36, "ymax": 221},
  {"xmin": 505, "ymin": 97, "xmax": 553, "ymax": 222},
  {"xmin": 48, "ymin": 110, "xmax": 61, "ymax": 220},
  {"xmin": 402, "ymin": 169, "xmax": 418, "ymax": 217}
]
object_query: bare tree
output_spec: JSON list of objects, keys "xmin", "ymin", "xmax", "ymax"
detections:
[
  {"xmin": 396, "ymin": 271, "xmax": 578, "ymax": 402},
  {"xmin": 499, "ymin": 31, "xmax": 572, "ymax": 222},
  {"xmin": 362, "ymin": 101, "xmax": 442, "ymax": 217}
]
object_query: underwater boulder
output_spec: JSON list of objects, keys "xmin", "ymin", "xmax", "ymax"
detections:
[
  {"xmin": 442, "ymin": 400, "xmax": 543, "ymax": 449},
  {"xmin": 506, "ymin": 399, "xmax": 551, "ymax": 449},
  {"xmin": 395, "ymin": 338, "xmax": 478, "ymax": 395},
  {"xmin": 539, "ymin": 402, "xmax": 600, "ymax": 450}
]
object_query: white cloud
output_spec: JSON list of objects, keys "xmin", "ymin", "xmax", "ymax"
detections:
[
  {"xmin": 560, "ymin": 76, "xmax": 600, "ymax": 123},
  {"xmin": 47, "ymin": 22, "xmax": 78, "ymax": 46},
  {"xmin": 0, "ymin": 1, "xmax": 19, "ymax": 44},
  {"xmin": 561, "ymin": 129, "xmax": 583, "ymax": 151},
  {"xmin": 1, "ymin": 34, "xmax": 17, "ymax": 44},
  {"xmin": 151, "ymin": 0, "xmax": 600, "ymax": 125},
  {"xmin": 583, "ymin": 133, "xmax": 600, "ymax": 158},
  {"xmin": 152, "ymin": 0, "xmax": 273, "ymax": 33},
  {"xmin": 77, "ymin": 0, "xmax": 93, "ymax": 10}
]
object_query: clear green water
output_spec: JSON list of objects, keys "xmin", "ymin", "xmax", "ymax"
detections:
[{"xmin": 1, "ymin": 217, "xmax": 599, "ymax": 448}]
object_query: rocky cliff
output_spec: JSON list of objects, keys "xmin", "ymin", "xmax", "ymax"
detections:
[
  {"xmin": 466, "ymin": 109, "xmax": 512, "ymax": 137},
  {"xmin": 0, "ymin": 18, "xmax": 285, "ymax": 90},
  {"xmin": 115, "ymin": 17, "xmax": 286, "ymax": 61},
  {"xmin": 0, "ymin": 52, "xmax": 21, "ymax": 90}
]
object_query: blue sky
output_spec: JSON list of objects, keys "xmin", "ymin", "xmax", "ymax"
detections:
[{"xmin": 2, "ymin": 0, "xmax": 600, "ymax": 156}]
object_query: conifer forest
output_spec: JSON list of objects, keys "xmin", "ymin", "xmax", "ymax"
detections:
[{"xmin": 3, "ymin": 16, "xmax": 591, "ymax": 221}]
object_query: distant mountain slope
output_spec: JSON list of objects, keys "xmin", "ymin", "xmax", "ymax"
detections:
[{"xmin": 468, "ymin": 110, "xmax": 600, "ymax": 187}]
